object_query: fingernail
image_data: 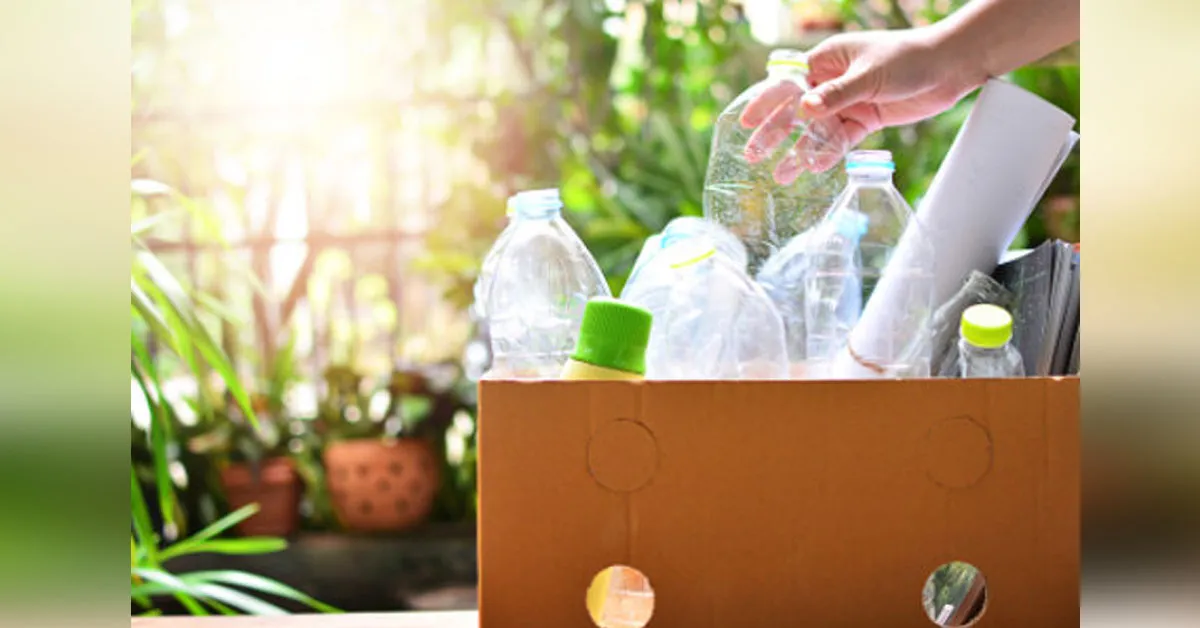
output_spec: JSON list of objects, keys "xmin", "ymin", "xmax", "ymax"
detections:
[
  {"xmin": 744, "ymin": 129, "xmax": 785, "ymax": 164},
  {"xmin": 774, "ymin": 154, "xmax": 803, "ymax": 185},
  {"xmin": 800, "ymin": 92, "xmax": 825, "ymax": 113}
]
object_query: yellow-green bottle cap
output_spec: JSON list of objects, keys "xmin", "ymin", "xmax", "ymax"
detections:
[
  {"xmin": 571, "ymin": 298, "xmax": 653, "ymax": 375},
  {"xmin": 960, "ymin": 303, "xmax": 1013, "ymax": 349},
  {"xmin": 767, "ymin": 48, "xmax": 809, "ymax": 72}
]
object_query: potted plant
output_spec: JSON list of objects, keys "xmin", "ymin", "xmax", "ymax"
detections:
[
  {"xmin": 317, "ymin": 364, "xmax": 445, "ymax": 533},
  {"xmin": 187, "ymin": 337, "xmax": 304, "ymax": 538},
  {"xmin": 131, "ymin": 193, "xmax": 332, "ymax": 615}
]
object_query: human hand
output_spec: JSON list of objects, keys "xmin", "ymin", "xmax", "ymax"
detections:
[{"xmin": 740, "ymin": 28, "xmax": 986, "ymax": 183}]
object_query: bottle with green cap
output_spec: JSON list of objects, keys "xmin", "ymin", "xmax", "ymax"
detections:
[
  {"xmin": 958, "ymin": 303, "xmax": 1025, "ymax": 378},
  {"xmin": 703, "ymin": 47, "xmax": 848, "ymax": 274},
  {"xmin": 561, "ymin": 298, "xmax": 653, "ymax": 381}
]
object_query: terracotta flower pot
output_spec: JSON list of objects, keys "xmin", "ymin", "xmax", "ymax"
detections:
[
  {"xmin": 323, "ymin": 438, "xmax": 441, "ymax": 533},
  {"xmin": 218, "ymin": 456, "xmax": 301, "ymax": 537}
]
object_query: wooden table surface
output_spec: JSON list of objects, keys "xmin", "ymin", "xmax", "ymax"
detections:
[{"xmin": 132, "ymin": 611, "xmax": 478, "ymax": 628}]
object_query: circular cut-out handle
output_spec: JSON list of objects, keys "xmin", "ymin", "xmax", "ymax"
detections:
[
  {"xmin": 586, "ymin": 565, "xmax": 654, "ymax": 628},
  {"xmin": 923, "ymin": 561, "xmax": 988, "ymax": 626}
]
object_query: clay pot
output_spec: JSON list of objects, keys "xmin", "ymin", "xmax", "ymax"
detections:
[
  {"xmin": 218, "ymin": 457, "xmax": 301, "ymax": 537},
  {"xmin": 323, "ymin": 438, "xmax": 441, "ymax": 533}
]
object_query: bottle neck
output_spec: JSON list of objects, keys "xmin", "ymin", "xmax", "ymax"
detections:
[
  {"xmin": 960, "ymin": 340, "xmax": 1010, "ymax": 355},
  {"xmin": 847, "ymin": 169, "xmax": 895, "ymax": 185},
  {"xmin": 513, "ymin": 205, "xmax": 562, "ymax": 221}
]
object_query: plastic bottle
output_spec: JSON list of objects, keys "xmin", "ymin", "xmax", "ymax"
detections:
[
  {"xmin": 622, "ymin": 238, "xmax": 788, "ymax": 380},
  {"xmin": 958, "ymin": 303, "xmax": 1024, "ymax": 377},
  {"xmin": 560, "ymin": 298, "xmax": 652, "ymax": 381},
  {"xmin": 483, "ymin": 189, "xmax": 611, "ymax": 378},
  {"xmin": 703, "ymin": 48, "xmax": 848, "ymax": 274},
  {"xmin": 472, "ymin": 192, "xmax": 524, "ymax": 321},
  {"xmin": 807, "ymin": 149, "xmax": 936, "ymax": 379},
  {"xmin": 627, "ymin": 216, "xmax": 748, "ymax": 288},
  {"xmin": 756, "ymin": 209, "xmax": 866, "ymax": 376}
]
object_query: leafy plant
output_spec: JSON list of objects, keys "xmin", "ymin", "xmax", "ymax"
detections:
[
  {"xmin": 186, "ymin": 333, "xmax": 301, "ymax": 466},
  {"xmin": 131, "ymin": 184, "xmax": 336, "ymax": 616}
]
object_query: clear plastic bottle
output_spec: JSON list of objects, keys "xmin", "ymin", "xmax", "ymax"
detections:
[
  {"xmin": 472, "ymin": 192, "xmax": 525, "ymax": 321},
  {"xmin": 807, "ymin": 149, "xmax": 936, "ymax": 379},
  {"xmin": 757, "ymin": 208, "xmax": 866, "ymax": 376},
  {"xmin": 958, "ymin": 303, "xmax": 1024, "ymax": 377},
  {"xmin": 621, "ymin": 238, "xmax": 787, "ymax": 380},
  {"xmin": 703, "ymin": 48, "xmax": 848, "ymax": 274},
  {"xmin": 627, "ymin": 216, "xmax": 748, "ymax": 289},
  {"xmin": 482, "ymin": 189, "xmax": 611, "ymax": 378}
]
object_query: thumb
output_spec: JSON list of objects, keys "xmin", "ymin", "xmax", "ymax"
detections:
[{"xmin": 801, "ymin": 68, "xmax": 873, "ymax": 118}]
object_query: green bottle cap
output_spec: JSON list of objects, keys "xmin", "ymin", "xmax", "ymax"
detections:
[
  {"xmin": 960, "ymin": 303, "xmax": 1014, "ymax": 349},
  {"xmin": 571, "ymin": 297, "xmax": 653, "ymax": 375}
]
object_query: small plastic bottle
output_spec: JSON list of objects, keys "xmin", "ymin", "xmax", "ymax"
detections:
[
  {"xmin": 958, "ymin": 304, "xmax": 1025, "ymax": 378},
  {"xmin": 560, "ymin": 298, "xmax": 652, "ymax": 381}
]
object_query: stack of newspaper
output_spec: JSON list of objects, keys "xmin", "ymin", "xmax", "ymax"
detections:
[{"xmin": 931, "ymin": 239, "xmax": 1080, "ymax": 377}]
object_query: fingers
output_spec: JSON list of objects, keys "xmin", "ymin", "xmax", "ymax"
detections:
[
  {"xmin": 743, "ymin": 93, "xmax": 801, "ymax": 164},
  {"xmin": 773, "ymin": 103, "xmax": 884, "ymax": 183},
  {"xmin": 799, "ymin": 68, "xmax": 874, "ymax": 119},
  {"xmin": 738, "ymin": 81, "xmax": 803, "ymax": 129}
]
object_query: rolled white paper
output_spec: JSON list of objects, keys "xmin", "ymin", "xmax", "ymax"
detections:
[{"xmin": 832, "ymin": 78, "xmax": 1078, "ymax": 379}]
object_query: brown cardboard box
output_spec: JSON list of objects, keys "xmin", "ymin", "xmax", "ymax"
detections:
[{"xmin": 478, "ymin": 377, "xmax": 1079, "ymax": 627}]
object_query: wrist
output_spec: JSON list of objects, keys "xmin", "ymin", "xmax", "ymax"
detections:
[{"xmin": 922, "ymin": 15, "xmax": 992, "ymax": 86}]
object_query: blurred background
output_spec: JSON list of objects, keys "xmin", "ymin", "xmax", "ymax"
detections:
[{"xmin": 130, "ymin": 0, "xmax": 1079, "ymax": 615}]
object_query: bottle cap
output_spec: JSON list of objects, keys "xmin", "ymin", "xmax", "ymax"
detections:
[
  {"xmin": 511, "ymin": 188, "xmax": 563, "ymax": 218},
  {"xmin": 960, "ymin": 303, "xmax": 1014, "ymax": 349},
  {"xmin": 767, "ymin": 49, "xmax": 809, "ymax": 72},
  {"xmin": 846, "ymin": 149, "xmax": 895, "ymax": 172},
  {"xmin": 570, "ymin": 298, "xmax": 653, "ymax": 375}
]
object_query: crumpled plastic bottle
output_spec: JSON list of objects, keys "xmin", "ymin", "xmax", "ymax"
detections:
[{"xmin": 621, "ymin": 237, "xmax": 787, "ymax": 380}]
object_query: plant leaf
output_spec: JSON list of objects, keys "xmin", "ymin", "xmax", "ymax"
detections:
[
  {"xmin": 132, "ymin": 567, "xmax": 196, "ymax": 597},
  {"xmin": 164, "ymin": 537, "xmax": 288, "ymax": 558},
  {"xmin": 130, "ymin": 468, "xmax": 158, "ymax": 565},
  {"xmin": 135, "ymin": 249, "xmax": 257, "ymax": 427},
  {"xmin": 174, "ymin": 593, "xmax": 209, "ymax": 616},
  {"xmin": 131, "ymin": 281, "xmax": 171, "ymax": 342},
  {"xmin": 185, "ymin": 571, "xmax": 340, "ymax": 613},
  {"xmin": 158, "ymin": 504, "xmax": 260, "ymax": 561},
  {"xmin": 132, "ymin": 332, "xmax": 177, "ymax": 530},
  {"xmin": 187, "ymin": 582, "xmax": 289, "ymax": 615}
]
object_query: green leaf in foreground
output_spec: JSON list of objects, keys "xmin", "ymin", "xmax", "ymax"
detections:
[
  {"xmin": 157, "ymin": 504, "xmax": 261, "ymax": 561},
  {"xmin": 185, "ymin": 570, "xmax": 341, "ymax": 613}
]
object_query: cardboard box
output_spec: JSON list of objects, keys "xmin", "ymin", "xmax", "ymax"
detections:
[{"xmin": 478, "ymin": 377, "xmax": 1079, "ymax": 627}]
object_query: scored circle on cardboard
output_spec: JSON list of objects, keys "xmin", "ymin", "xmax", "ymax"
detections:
[
  {"xmin": 587, "ymin": 419, "xmax": 659, "ymax": 492},
  {"xmin": 921, "ymin": 415, "xmax": 994, "ymax": 489}
]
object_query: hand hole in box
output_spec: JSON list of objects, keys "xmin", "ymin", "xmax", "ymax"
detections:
[
  {"xmin": 586, "ymin": 565, "xmax": 654, "ymax": 628},
  {"xmin": 922, "ymin": 561, "xmax": 987, "ymax": 626}
]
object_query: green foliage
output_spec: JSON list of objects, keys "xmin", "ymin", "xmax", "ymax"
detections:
[
  {"xmin": 922, "ymin": 561, "xmax": 982, "ymax": 620},
  {"xmin": 132, "ymin": 183, "xmax": 334, "ymax": 615},
  {"xmin": 421, "ymin": 0, "xmax": 1078, "ymax": 304}
]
